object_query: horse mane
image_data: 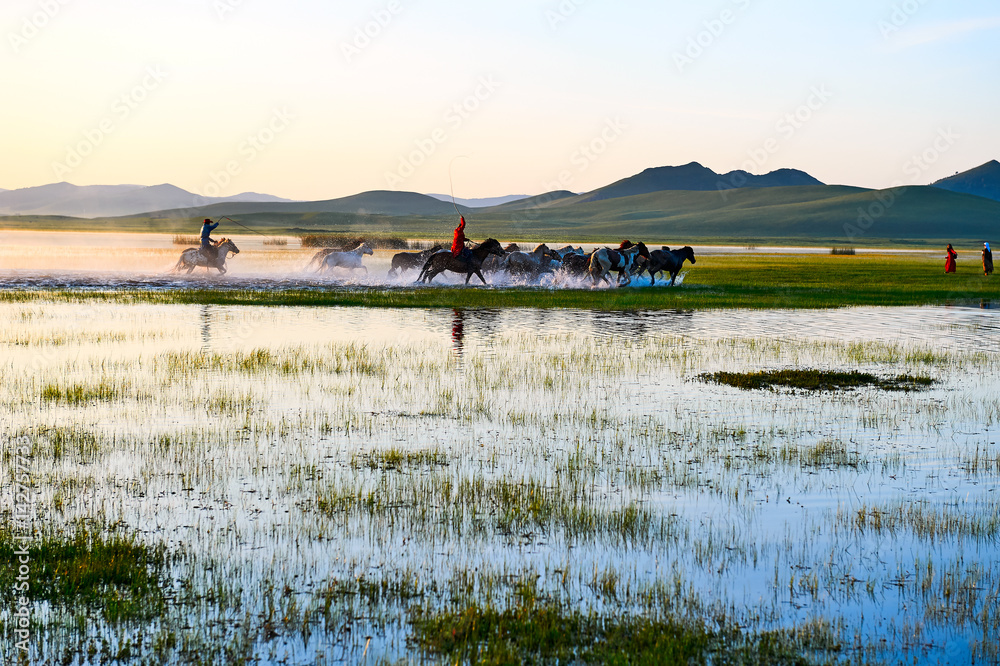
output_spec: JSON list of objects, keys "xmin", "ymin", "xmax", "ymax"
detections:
[{"xmin": 618, "ymin": 240, "xmax": 634, "ymax": 250}]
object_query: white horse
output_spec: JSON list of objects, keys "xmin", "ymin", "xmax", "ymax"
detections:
[
  {"xmin": 317, "ymin": 242, "xmax": 373, "ymax": 275},
  {"xmin": 172, "ymin": 238, "xmax": 241, "ymax": 275}
]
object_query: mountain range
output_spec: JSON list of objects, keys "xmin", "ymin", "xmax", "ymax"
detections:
[
  {"xmin": 0, "ymin": 182, "xmax": 291, "ymax": 218},
  {"xmin": 3, "ymin": 161, "xmax": 999, "ymax": 242}
]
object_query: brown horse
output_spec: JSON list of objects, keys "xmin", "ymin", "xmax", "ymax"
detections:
[
  {"xmin": 640, "ymin": 246, "xmax": 696, "ymax": 286},
  {"xmin": 417, "ymin": 239, "xmax": 505, "ymax": 285},
  {"xmin": 388, "ymin": 244, "xmax": 444, "ymax": 278}
]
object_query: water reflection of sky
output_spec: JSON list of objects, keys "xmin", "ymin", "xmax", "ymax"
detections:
[{"xmin": 2, "ymin": 302, "xmax": 998, "ymax": 664}]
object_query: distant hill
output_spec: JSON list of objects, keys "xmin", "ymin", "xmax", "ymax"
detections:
[
  {"xmin": 56, "ymin": 183, "xmax": 998, "ymax": 245},
  {"xmin": 571, "ymin": 162, "xmax": 824, "ymax": 204},
  {"xmin": 0, "ymin": 182, "xmax": 293, "ymax": 218},
  {"xmin": 483, "ymin": 191, "xmax": 578, "ymax": 212},
  {"xmin": 932, "ymin": 160, "xmax": 1000, "ymax": 202},
  {"xmin": 139, "ymin": 190, "xmax": 470, "ymax": 219},
  {"xmin": 426, "ymin": 193, "xmax": 531, "ymax": 208}
]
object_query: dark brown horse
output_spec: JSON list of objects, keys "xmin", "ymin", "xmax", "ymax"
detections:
[
  {"xmin": 387, "ymin": 244, "xmax": 444, "ymax": 278},
  {"xmin": 417, "ymin": 239, "xmax": 505, "ymax": 285},
  {"xmin": 641, "ymin": 246, "xmax": 696, "ymax": 286}
]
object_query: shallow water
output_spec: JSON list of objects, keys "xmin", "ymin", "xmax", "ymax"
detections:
[
  {"xmin": 0, "ymin": 230, "xmax": 934, "ymax": 291},
  {"xmin": 2, "ymin": 303, "xmax": 998, "ymax": 664}
]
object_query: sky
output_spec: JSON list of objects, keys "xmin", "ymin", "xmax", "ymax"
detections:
[{"xmin": 2, "ymin": 0, "xmax": 999, "ymax": 200}]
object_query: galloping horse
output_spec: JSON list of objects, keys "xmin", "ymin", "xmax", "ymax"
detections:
[
  {"xmin": 482, "ymin": 243, "xmax": 522, "ymax": 274},
  {"xmin": 317, "ymin": 242, "xmax": 373, "ymax": 275},
  {"xmin": 641, "ymin": 246, "xmax": 696, "ymax": 286},
  {"xmin": 502, "ymin": 244, "xmax": 562, "ymax": 280},
  {"xmin": 387, "ymin": 244, "xmax": 444, "ymax": 278},
  {"xmin": 416, "ymin": 238, "xmax": 505, "ymax": 285},
  {"xmin": 588, "ymin": 242, "xmax": 649, "ymax": 287},
  {"xmin": 173, "ymin": 238, "xmax": 241, "ymax": 274}
]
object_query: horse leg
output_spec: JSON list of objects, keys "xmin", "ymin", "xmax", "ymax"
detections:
[{"xmin": 670, "ymin": 271, "xmax": 678, "ymax": 286}]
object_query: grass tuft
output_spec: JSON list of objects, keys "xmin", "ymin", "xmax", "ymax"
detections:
[{"xmin": 701, "ymin": 369, "xmax": 933, "ymax": 391}]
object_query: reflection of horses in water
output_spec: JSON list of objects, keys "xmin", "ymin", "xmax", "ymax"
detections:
[
  {"xmin": 417, "ymin": 239, "xmax": 505, "ymax": 285},
  {"xmin": 173, "ymin": 238, "xmax": 241, "ymax": 274},
  {"xmin": 388, "ymin": 245, "xmax": 444, "ymax": 278},
  {"xmin": 639, "ymin": 246, "xmax": 696, "ymax": 286},
  {"xmin": 316, "ymin": 242, "xmax": 373, "ymax": 275}
]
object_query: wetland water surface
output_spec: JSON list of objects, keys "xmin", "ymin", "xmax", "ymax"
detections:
[{"xmin": 2, "ymin": 303, "xmax": 998, "ymax": 664}]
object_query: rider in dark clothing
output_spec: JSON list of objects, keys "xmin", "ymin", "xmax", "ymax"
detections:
[{"xmin": 201, "ymin": 219, "xmax": 219, "ymax": 258}]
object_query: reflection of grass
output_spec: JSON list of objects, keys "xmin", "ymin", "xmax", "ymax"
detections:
[
  {"xmin": 702, "ymin": 369, "xmax": 933, "ymax": 391},
  {"xmin": 0, "ymin": 527, "xmax": 168, "ymax": 622}
]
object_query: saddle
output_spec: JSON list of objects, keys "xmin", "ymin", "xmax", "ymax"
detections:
[{"xmin": 201, "ymin": 242, "xmax": 220, "ymax": 260}]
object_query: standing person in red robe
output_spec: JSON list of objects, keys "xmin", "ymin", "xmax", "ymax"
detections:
[
  {"xmin": 945, "ymin": 244, "xmax": 957, "ymax": 273},
  {"xmin": 451, "ymin": 216, "xmax": 470, "ymax": 260}
]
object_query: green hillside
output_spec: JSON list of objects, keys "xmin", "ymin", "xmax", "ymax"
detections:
[{"xmin": 5, "ymin": 184, "xmax": 998, "ymax": 246}]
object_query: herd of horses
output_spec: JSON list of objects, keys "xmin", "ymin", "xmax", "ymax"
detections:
[{"xmin": 172, "ymin": 237, "xmax": 696, "ymax": 287}]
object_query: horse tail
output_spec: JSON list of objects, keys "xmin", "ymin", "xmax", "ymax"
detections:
[
  {"xmin": 416, "ymin": 255, "xmax": 435, "ymax": 283},
  {"xmin": 171, "ymin": 255, "xmax": 186, "ymax": 272}
]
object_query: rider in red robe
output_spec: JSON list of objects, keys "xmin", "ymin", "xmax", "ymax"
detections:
[{"xmin": 451, "ymin": 216, "xmax": 467, "ymax": 257}]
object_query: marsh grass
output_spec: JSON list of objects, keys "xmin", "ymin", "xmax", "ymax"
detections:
[
  {"xmin": 702, "ymin": 369, "xmax": 934, "ymax": 392},
  {"xmin": 40, "ymin": 379, "xmax": 133, "ymax": 404},
  {"xmin": 159, "ymin": 345, "xmax": 388, "ymax": 377},
  {"xmin": 350, "ymin": 447, "xmax": 450, "ymax": 471},
  {"xmin": 0, "ymin": 526, "xmax": 170, "ymax": 622},
  {"xmin": 410, "ymin": 596, "xmax": 840, "ymax": 665},
  {"xmin": 850, "ymin": 499, "xmax": 1000, "ymax": 542},
  {"xmin": 316, "ymin": 474, "xmax": 674, "ymax": 544},
  {"xmin": 2, "ymin": 300, "xmax": 998, "ymax": 663}
]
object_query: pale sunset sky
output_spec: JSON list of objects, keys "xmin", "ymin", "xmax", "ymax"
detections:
[{"xmin": 2, "ymin": 0, "xmax": 998, "ymax": 200}]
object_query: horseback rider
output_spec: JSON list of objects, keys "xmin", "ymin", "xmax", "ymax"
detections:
[
  {"xmin": 201, "ymin": 218, "xmax": 220, "ymax": 258},
  {"xmin": 451, "ymin": 216, "xmax": 473, "ymax": 262}
]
